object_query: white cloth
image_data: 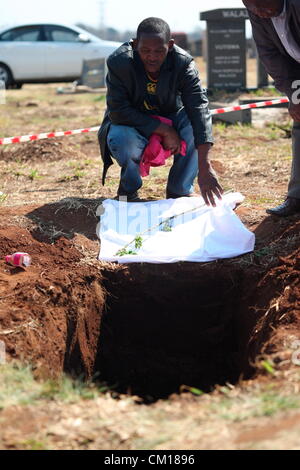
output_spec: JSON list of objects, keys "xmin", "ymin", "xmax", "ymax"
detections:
[{"xmin": 97, "ymin": 192, "xmax": 255, "ymax": 264}]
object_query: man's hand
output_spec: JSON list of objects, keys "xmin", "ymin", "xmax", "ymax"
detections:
[
  {"xmin": 289, "ymin": 102, "xmax": 300, "ymax": 121},
  {"xmin": 197, "ymin": 143, "xmax": 223, "ymax": 207},
  {"xmin": 198, "ymin": 165, "xmax": 223, "ymax": 207},
  {"xmin": 155, "ymin": 123, "xmax": 181, "ymax": 154}
]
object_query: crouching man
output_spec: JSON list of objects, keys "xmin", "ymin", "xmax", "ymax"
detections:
[{"xmin": 98, "ymin": 17, "xmax": 222, "ymax": 205}]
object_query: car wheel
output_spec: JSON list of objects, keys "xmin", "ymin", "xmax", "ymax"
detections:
[
  {"xmin": 0, "ymin": 64, "xmax": 13, "ymax": 88},
  {"xmin": 12, "ymin": 83, "xmax": 23, "ymax": 89}
]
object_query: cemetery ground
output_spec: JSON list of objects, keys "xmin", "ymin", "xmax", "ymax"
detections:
[{"xmin": 0, "ymin": 76, "xmax": 300, "ymax": 451}]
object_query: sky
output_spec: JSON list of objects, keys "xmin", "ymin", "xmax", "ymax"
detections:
[{"xmin": 0, "ymin": 0, "xmax": 248, "ymax": 33}]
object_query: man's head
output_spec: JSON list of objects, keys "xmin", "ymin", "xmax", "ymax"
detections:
[
  {"xmin": 242, "ymin": 0, "xmax": 284, "ymax": 18},
  {"xmin": 133, "ymin": 17, "xmax": 174, "ymax": 75}
]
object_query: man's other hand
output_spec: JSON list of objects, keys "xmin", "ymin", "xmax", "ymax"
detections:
[
  {"xmin": 198, "ymin": 165, "xmax": 223, "ymax": 207},
  {"xmin": 155, "ymin": 123, "xmax": 181, "ymax": 154},
  {"xmin": 289, "ymin": 102, "xmax": 300, "ymax": 121}
]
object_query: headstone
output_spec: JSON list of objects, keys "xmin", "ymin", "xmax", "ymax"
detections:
[
  {"xmin": 81, "ymin": 58, "xmax": 107, "ymax": 89},
  {"xmin": 200, "ymin": 8, "xmax": 248, "ymax": 90}
]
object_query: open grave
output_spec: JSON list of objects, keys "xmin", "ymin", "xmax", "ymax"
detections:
[{"xmin": 0, "ymin": 198, "xmax": 299, "ymax": 400}]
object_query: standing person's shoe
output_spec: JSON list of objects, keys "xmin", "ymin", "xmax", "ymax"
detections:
[
  {"xmin": 116, "ymin": 183, "xmax": 140, "ymax": 202},
  {"xmin": 266, "ymin": 197, "xmax": 300, "ymax": 217}
]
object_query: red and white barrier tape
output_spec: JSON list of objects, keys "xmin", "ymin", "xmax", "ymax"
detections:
[
  {"xmin": 211, "ymin": 97, "xmax": 288, "ymax": 115},
  {"xmin": 0, "ymin": 126, "xmax": 100, "ymax": 146},
  {"xmin": 0, "ymin": 98, "xmax": 289, "ymax": 146}
]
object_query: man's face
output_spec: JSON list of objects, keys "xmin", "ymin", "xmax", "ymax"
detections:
[
  {"xmin": 135, "ymin": 33, "xmax": 173, "ymax": 74},
  {"xmin": 243, "ymin": 0, "xmax": 284, "ymax": 18}
]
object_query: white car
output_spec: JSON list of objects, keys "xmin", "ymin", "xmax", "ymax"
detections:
[{"xmin": 0, "ymin": 23, "xmax": 121, "ymax": 88}]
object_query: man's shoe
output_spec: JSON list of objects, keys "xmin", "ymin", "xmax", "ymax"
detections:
[
  {"xmin": 266, "ymin": 197, "xmax": 300, "ymax": 217},
  {"xmin": 166, "ymin": 190, "xmax": 199, "ymax": 199},
  {"xmin": 116, "ymin": 184, "xmax": 140, "ymax": 202}
]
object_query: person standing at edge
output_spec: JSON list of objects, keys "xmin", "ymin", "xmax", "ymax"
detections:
[
  {"xmin": 98, "ymin": 17, "xmax": 223, "ymax": 206},
  {"xmin": 243, "ymin": 0, "xmax": 300, "ymax": 217}
]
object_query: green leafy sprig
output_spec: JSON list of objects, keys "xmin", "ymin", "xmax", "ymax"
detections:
[
  {"xmin": 115, "ymin": 202, "xmax": 206, "ymax": 257},
  {"xmin": 114, "ymin": 190, "xmax": 235, "ymax": 257}
]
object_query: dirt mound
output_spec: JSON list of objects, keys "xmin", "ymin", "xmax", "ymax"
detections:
[
  {"xmin": 0, "ymin": 225, "xmax": 105, "ymax": 378},
  {"xmin": 247, "ymin": 247, "xmax": 300, "ymax": 368},
  {"xmin": 26, "ymin": 198, "xmax": 101, "ymax": 243},
  {"xmin": 0, "ymin": 199, "xmax": 299, "ymax": 397},
  {"xmin": 0, "ymin": 139, "xmax": 87, "ymax": 163},
  {"xmin": 254, "ymin": 216, "xmax": 300, "ymax": 245}
]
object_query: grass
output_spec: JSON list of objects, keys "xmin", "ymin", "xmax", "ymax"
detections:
[
  {"xmin": 73, "ymin": 169, "xmax": 86, "ymax": 179},
  {"xmin": 248, "ymin": 87, "xmax": 280, "ymax": 97},
  {"xmin": 28, "ymin": 169, "xmax": 41, "ymax": 181},
  {"xmin": 258, "ymin": 393, "xmax": 300, "ymax": 417},
  {"xmin": 93, "ymin": 95, "xmax": 106, "ymax": 102},
  {"xmin": 0, "ymin": 192, "xmax": 7, "ymax": 204},
  {"xmin": 0, "ymin": 82, "xmax": 299, "ymax": 450},
  {"xmin": 1, "ymin": 362, "xmax": 300, "ymax": 450},
  {"xmin": 20, "ymin": 439, "xmax": 48, "ymax": 451},
  {"xmin": 247, "ymin": 196, "xmax": 281, "ymax": 205},
  {"xmin": 0, "ymin": 78, "xmax": 292, "ymax": 210},
  {"xmin": 214, "ymin": 393, "xmax": 300, "ymax": 422},
  {"xmin": 1, "ymin": 360, "xmax": 298, "ymax": 419},
  {"xmin": 208, "ymin": 372, "xmax": 300, "ymax": 423},
  {"xmin": 230, "ymin": 234, "xmax": 300, "ymax": 269},
  {"xmin": 0, "ymin": 362, "xmax": 110, "ymax": 409}
]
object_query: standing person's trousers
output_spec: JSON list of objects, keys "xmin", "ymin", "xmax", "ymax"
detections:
[
  {"xmin": 289, "ymin": 121, "xmax": 300, "ymax": 199},
  {"xmin": 106, "ymin": 108, "xmax": 198, "ymax": 196}
]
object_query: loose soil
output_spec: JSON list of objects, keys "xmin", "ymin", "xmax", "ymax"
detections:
[
  {"xmin": 0, "ymin": 83, "xmax": 299, "ymax": 449},
  {"xmin": 0, "ymin": 202, "xmax": 299, "ymax": 396}
]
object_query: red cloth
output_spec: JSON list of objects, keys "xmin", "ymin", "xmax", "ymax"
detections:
[{"xmin": 140, "ymin": 116, "xmax": 187, "ymax": 177}]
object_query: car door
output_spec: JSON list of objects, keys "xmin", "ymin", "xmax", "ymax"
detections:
[
  {"xmin": 0, "ymin": 25, "xmax": 46, "ymax": 80},
  {"xmin": 44, "ymin": 25, "xmax": 90, "ymax": 79}
]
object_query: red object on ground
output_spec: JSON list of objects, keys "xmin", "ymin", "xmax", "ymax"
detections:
[
  {"xmin": 5, "ymin": 252, "xmax": 31, "ymax": 268},
  {"xmin": 139, "ymin": 116, "xmax": 187, "ymax": 177}
]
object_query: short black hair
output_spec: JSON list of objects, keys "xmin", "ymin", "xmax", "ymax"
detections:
[{"xmin": 137, "ymin": 17, "xmax": 171, "ymax": 43}]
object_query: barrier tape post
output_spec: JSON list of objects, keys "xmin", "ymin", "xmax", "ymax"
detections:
[{"xmin": 0, "ymin": 98, "xmax": 289, "ymax": 146}]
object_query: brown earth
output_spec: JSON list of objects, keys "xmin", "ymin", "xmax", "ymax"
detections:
[
  {"xmin": 0, "ymin": 223, "xmax": 105, "ymax": 379},
  {"xmin": 0, "ymin": 198, "xmax": 299, "ymax": 396},
  {"xmin": 0, "ymin": 83, "xmax": 300, "ymax": 449}
]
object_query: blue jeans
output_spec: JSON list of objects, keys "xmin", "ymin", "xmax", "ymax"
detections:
[{"xmin": 107, "ymin": 108, "xmax": 198, "ymax": 196}]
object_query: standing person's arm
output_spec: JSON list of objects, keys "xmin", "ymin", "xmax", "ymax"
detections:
[
  {"xmin": 249, "ymin": 13, "xmax": 296, "ymax": 96},
  {"xmin": 248, "ymin": 12, "xmax": 300, "ymax": 120}
]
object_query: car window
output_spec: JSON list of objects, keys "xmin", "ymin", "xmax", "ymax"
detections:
[
  {"xmin": 0, "ymin": 26, "xmax": 42, "ymax": 41},
  {"xmin": 46, "ymin": 26, "xmax": 79, "ymax": 42}
]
